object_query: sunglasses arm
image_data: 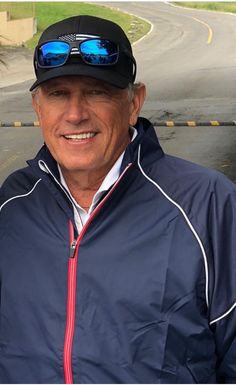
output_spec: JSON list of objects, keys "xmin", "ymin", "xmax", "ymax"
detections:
[{"xmin": 132, "ymin": 57, "xmax": 137, "ymax": 83}]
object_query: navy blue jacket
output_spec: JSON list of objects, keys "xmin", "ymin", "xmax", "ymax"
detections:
[{"xmin": 0, "ymin": 117, "xmax": 236, "ymax": 383}]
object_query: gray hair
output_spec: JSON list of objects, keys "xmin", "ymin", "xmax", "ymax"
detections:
[{"xmin": 127, "ymin": 82, "xmax": 141, "ymax": 102}]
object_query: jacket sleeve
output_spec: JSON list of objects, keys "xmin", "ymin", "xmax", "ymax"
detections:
[
  {"xmin": 207, "ymin": 173, "xmax": 236, "ymax": 383},
  {"xmin": 213, "ymin": 311, "xmax": 236, "ymax": 383}
]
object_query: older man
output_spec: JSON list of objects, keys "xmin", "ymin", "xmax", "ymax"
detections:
[{"xmin": 0, "ymin": 15, "xmax": 236, "ymax": 384}]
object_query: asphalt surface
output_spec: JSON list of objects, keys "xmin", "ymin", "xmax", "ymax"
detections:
[
  {"xmin": 107, "ymin": 2, "xmax": 236, "ymax": 122},
  {"xmin": 1, "ymin": 2, "xmax": 236, "ymax": 184}
]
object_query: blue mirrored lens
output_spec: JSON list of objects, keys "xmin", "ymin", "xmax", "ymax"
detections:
[
  {"xmin": 38, "ymin": 41, "xmax": 70, "ymax": 67},
  {"xmin": 80, "ymin": 39, "xmax": 118, "ymax": 65}
]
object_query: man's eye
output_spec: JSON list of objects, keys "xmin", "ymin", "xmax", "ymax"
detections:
[
  {"xmin": 88, "ymin": 89, "xmax": 108, "ymax": 96},
  {"xmin": 49, "ymin": 90, "xmax": 68, "ymax": 97}
]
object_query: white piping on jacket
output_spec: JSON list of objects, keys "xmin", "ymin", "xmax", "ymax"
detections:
[
  {"xmin": 38, "ymin": 160, "xmax": 84, "ymax": 230},
  {"xmin": 38, "ymin": 160, "xmax": 76, "ymax": 206},
  {"xmin": 210, "ymin": 302, "xmax": 236, "ymax": 325},
  {"xmin": 137, "ymin": 144, "xmax": 210, "ymax": 308},
  {"xmin": 0, "ymin": 179, "xmax": 42, "ymax": 212},
  {"xmin": 2, "ymin": 155, "xmax": 234, "ymax": 325}
]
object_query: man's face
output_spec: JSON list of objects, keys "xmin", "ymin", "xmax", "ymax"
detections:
[{"xmin": 32, "ymin": 76, "xmax": 145, "ymax": 180}]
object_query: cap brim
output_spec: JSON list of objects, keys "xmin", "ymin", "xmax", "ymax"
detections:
[{"xmin": 29, "ymin": 63, "xmax": 129, "ymax": 91}]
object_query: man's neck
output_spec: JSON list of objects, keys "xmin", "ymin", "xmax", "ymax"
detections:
[{"xmin": 60, "ymin": 169, "xmax": 107, "ymax": 210}]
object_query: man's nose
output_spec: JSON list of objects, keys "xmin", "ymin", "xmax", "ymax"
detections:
[{"xmin": 66, "ymin": 96, "xmax": 89, "ymax": 124}]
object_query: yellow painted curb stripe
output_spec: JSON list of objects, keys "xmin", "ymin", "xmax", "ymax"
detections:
[
  {"xmin": 14, "ymin": 121, "xmax": 22, "ymax": 127},
  {"xmin": 210, "ymin": 121, "xmax": 220, "ymax": 126},
  {"xmin": 166, "ymin": 121, "xmax": 174, "ymax": 127},
  {"xmin": 187, "ymin": 121, "xmax": 196, "ymax": 127}
]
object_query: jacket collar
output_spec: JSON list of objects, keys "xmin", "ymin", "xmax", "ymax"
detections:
[
  {"xmin": 121, "ymin": 117, "xmax": 164, "ymax": 172},
  {"xmin": 26, "ymin": 118, "xmax": 164, "ymax": 226}
]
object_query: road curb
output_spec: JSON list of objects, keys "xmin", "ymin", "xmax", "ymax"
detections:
[
  {"xmin": 1, "ymin": 121, "xmax": 236, "ymax": 127},
  {"xmin": 0, "ymin": 121, "xmax": 40, "ymax": 127},
  {"xmin": 152, "ymin": 120, "xmax": 236, "ymax": 127}
]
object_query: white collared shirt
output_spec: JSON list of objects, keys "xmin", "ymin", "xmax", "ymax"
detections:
[{"xmin": 58, "ymin": 127, "xmax": 137, "ymax": 233}]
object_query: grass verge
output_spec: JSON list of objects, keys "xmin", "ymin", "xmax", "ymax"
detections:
[
  {"xmin": 175, "ymin": 2, "xmax": 236, "ymax": 13},
  {"xmin": 0, "ymin": 2, "xmax": 151, "ymax": 48}
]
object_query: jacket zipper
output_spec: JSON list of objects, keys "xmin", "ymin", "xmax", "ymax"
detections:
[
  {"xmin": 63, "ymin": 221, "xmax": 78, "ymax": 384},
  {"xmin": 63, "ymin": 164, "xmax": 132, "ymax": 384}
]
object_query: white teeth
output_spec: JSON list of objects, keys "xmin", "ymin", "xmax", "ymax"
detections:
[{"xmin": 64, "ymin": 132, "xmax": 96, "ymax": 140}]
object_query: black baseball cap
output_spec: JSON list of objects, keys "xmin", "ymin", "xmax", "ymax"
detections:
[{"xmin": 30, "ymin": 15, "xmax": 136, "ymax": 91}]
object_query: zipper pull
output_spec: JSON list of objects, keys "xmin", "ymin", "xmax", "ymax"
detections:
[{"xmin": 70, "ymin": 239, "xmax": 77, "ymax": 258}]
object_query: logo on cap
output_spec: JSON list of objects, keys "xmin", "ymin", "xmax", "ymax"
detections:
[{"xmin": 58, "ymin": 33, "xmax": 99, "ymax": 42}]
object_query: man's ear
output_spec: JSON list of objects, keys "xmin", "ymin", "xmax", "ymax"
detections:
[
  {"xmin": 31, "ymin": 91, "xmax": 41, "ymax": 120},
  {"xmin": 129, "ymin": 83, "xmax": 146, "ymax": 127}
]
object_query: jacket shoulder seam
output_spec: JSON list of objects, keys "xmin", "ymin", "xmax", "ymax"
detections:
[{"xmin": 0, "ymin": 178, "xmax": 42, "ymax": 213}]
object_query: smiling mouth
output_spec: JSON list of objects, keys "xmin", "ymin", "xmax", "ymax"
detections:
[{"xmin": 63, "ymin": 132, "xmax": 97, "ymax": 141}]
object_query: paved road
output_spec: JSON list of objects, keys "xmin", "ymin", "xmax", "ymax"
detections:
[
  {"xmin": 1, "ymin": 2, "xmax": 236, "ymax": 184},
  {"xmin": 2, "ymin": 2, "xmax": 236, "ymax": 122},
  {"xmin": 104, "ymin": 1, "xmax": 236, "ymax": 121}
]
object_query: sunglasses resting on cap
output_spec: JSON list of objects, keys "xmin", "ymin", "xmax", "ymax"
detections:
[
  {"xmin": 30, "ymin": 15, "xmax": 137, "ymax": 91},
  {"xmin": 36, "ymin": 39, "xmax": 120, "ymax": 67}
]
